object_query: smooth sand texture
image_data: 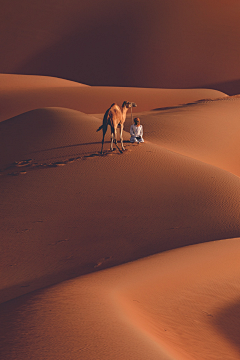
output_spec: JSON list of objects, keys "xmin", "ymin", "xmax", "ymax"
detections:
[
  {"xmin": 0, "ymin": 74, "xmax": 87, "ymax": 90},
  {"xmin": 0, "ymin": 74, "xmax": 226, "ymax": 122},
  {"xmin": 1, "ymin": 240, "xmax": 240, "ymax": 360},
  {"xmin": 123, "ymin": 96, "xmax": 240, "ymax": 177},
  {"xmin": 1, "ymin": 75, "xmax": 240, "ymax": 359}
]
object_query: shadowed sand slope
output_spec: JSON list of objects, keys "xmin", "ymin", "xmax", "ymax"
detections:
[
  {"xmin": 205, "ymin": 79, "xmax": 240, "ymax": 96},
  {"xmin": 1, "ymin": 239, "xmax": 240, "ymax": 360},
  {"xmin": 124, "ymin": 96, "xmax": 240, "ymax": 177},
  {"xmin": 1, "ymin": 107, "xmax": 240, "ymax": 305},
  {"xmin": 2, "ymin": 1, "xmax": 240, "ymax": 93},
  {"xmin": 0, "ymin": 74, "xmax": 226, "ymax": 122}
]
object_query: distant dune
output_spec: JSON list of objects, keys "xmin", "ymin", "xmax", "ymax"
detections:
[
  {"xmin": 1, "ymin": 1, "xmax": 240, "ymax": 93},
  {"xmin": 205, "ymin": 79, "xmax": 240, "ymax": 96},
  {"xmin": 0, "ymin": 74, "xmax": 226, "ymax": 122}
]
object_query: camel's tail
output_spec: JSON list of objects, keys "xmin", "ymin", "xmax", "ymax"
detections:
[
  {"xmin": 96, "ymin": 124, "xmax": 103, "ymax": 132},
  {"xmin": 97, "ymin": 111, "xmax": 109, "ymax": 132}
]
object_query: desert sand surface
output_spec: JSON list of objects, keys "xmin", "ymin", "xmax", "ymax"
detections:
[
  {"xmin": 1, "ymin": 75, "xmax": 240, "ymax": 359},
  {"xmin": 2, "ymin": 0, "xmax": 240, "ymax": 94},
  {"xmin": 0, "ymin": 74, "xmax": 226, "ymax": 123},
  {"xmin": 123, "ymin": 96, "xmax": 240, "ymax": 177},
  {"xmin": 0, "ymin": 74, "xmax": 88, "ymax": 90},
  {"xmin": 2, "ymin": 239, "xmax": 240, "ymax": 360}
]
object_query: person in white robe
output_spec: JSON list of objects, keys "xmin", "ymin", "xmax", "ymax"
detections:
[{"xmin": 130, "ymin": 117, "xmax": 144, "ymax": 143}]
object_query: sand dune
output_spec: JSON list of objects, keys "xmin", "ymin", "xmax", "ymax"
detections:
[
  {"xmin": 205, "ymin": 79, "xmax": 240, "ymax": 96},
  {"xmin": 1, "ymin": 1, "xmax": 240, "ymax": 358},
  {"xmin": 124, "ymin": 96, "xmax": 240, "ymax": 177},
  {"xmin": 1, "ymin": 104, "xmax": 240, "ymax": 305},
  {"xmin": 1, "ymin": 239, "xmax": 240, "ymax": 360},
  {"xmin": 2, "ymin": 1, "xmax": 240, "ymax": 359},
  {"xmin": 2, "ymin": 1, "xmax": 240, "ymax": 94},
  {"xmin": 1, "ymin": 76, "xmax": 240, "ymax": 359},
  {"xmin": 0, "ymin": 74, "xmax": 87, "ymax": 90},
  {"xmin": 0, "ymin": 74, "xmax": 226, "ymax": 122}
]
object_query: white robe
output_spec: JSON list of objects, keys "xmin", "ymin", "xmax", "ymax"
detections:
[{"xmin": 130, "ymin": 124, "xmax": 144, "ymax": 143}]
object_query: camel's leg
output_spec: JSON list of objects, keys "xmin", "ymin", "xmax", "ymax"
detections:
[
  {"xmin": 110, "ymin": 129, "xmax": 114, "ymax": 151},
  {"xmin": 114, "ymin": 127, "xmax": 118, "ymax": 145},
  {"xmin": 100, "ymin": 138, "xmax": 104, "ymax": 154},
  {"xmin": 100, "ymin": 123, "xmax": 108, "ymax": 154},
  {"xmin": 113, "ymin": 126, "xmax": 122, "ymax": 153},
  {"xmin": 120, "ymin": 124, "xmax": 125, "ymax": 151}
]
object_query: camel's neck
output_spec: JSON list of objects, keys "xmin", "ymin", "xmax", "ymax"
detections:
[{"xmin": 121, "ymin": 106, "xmax": 129, "ymax": 120}]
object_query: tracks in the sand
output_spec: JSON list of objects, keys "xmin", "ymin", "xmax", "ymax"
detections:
[{"xmin": 0, "ymin": 145, "xmax": 138, "ymax": 177}]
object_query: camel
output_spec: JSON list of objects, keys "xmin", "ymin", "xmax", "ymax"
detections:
[{"xmin": 97, "ymin": 101, "xmax": 137, "ymax": 154}]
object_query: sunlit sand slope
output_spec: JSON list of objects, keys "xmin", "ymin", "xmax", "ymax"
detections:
[
  {"xmin": 0, "ymin": 74, "xmax": 87, "ymax": 90},
  {"xmin": 0, "ymin": 74, "xmax": 226, "ymax": 122},
  {"xmin": 124, "ymin": 96, "xmax": 240, "ymax": 177}
]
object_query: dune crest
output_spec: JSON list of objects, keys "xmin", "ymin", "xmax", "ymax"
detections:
[
  {"xmin": 0, "ymin": 74, "xmax": 88, "ymax": 90},
  {"xmin": 124, "ymin": 96, "xmax": 240, "ymax": 177},
  {"xmin": 0, "ymin": 74, "xmax": 226, "ymax": 122}
]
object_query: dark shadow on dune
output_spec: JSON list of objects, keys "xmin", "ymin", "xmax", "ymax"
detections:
[
  {"xmin": 0, "ymin": 260, "xmax": 110, "ymax": 305},
  {"xmin": 212, "ymin": 299, "xmax": 240, "ymax": 355},
  {"xmin": 29, "ymin": 141, "xmax": 104, "ymax": 154},
  {"xmin": 151, "ymin": 98, "xmax": 216, "ymax": 112},
  {"xmin": 1, "ymin": 234, "xmax": 240, "ymax": 307},
  {"xmin": 2, "ymin": 141, "xmax": 133, "ymax": 175},
  {"xmin": 15, "ymin": 3, "xmax": 152, "ymax": 88},
  {"xmin": 202, "ymin": 79, "xmax": 240, "ymax": 96},
  {"xmin": 2, "ymin": 233, "xmax": 240, "ymax": 306},
  {"xmin": 29, "ymin": 140, "xmax": 130, "ymax": 155}
]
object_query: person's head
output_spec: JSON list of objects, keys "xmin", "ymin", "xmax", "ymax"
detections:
[{"xmin": 134, "ymin": 117, "xmax": 140, "ymax": 126}]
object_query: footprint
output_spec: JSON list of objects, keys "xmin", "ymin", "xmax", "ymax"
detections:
[
  {"xmin": 15, "ymin": 159, "xmax": 32, "ymax": 167},
  {"xmin": 55, "ymin": 162, "xmax": 67, "ymax": 166},
  {"xmin": 8, "ymin": 172, "xmax": 19, "ymax": 176}
]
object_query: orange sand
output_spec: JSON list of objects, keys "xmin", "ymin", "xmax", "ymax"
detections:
[
  {"xmin": 1, "ymin": 240, "xmax": 240, "ymax": 360},
  {"xmin": 0, "ymin": 74, "xmax": 226, "ymax": 123},
  {"xmin": 1, "ymin": 75, "xmax": 240, "ymax": 359}
]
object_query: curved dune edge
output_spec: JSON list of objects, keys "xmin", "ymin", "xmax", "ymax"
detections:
[
  {"xmin": 117, "ymin": 238, "xmax": 240, "ymax": 360},
  {"xmin": 0, "ymin": 74, "xmax": 88, "ymax": 90},
  {"xmin": 1, "ymin": 239, "xmax": 240, "ymax": 360},
  {"xmin": 0, "ymin": 74, "xmax": 226, "ymax": 122},
  {"xmin": 123, "ymin": 96, "xmax": 240, "ymax": 178}
]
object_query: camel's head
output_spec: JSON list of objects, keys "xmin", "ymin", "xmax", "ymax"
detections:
[{"xmin": 122, "ymin": 101, "xmax": 137, "ymax": 109}]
